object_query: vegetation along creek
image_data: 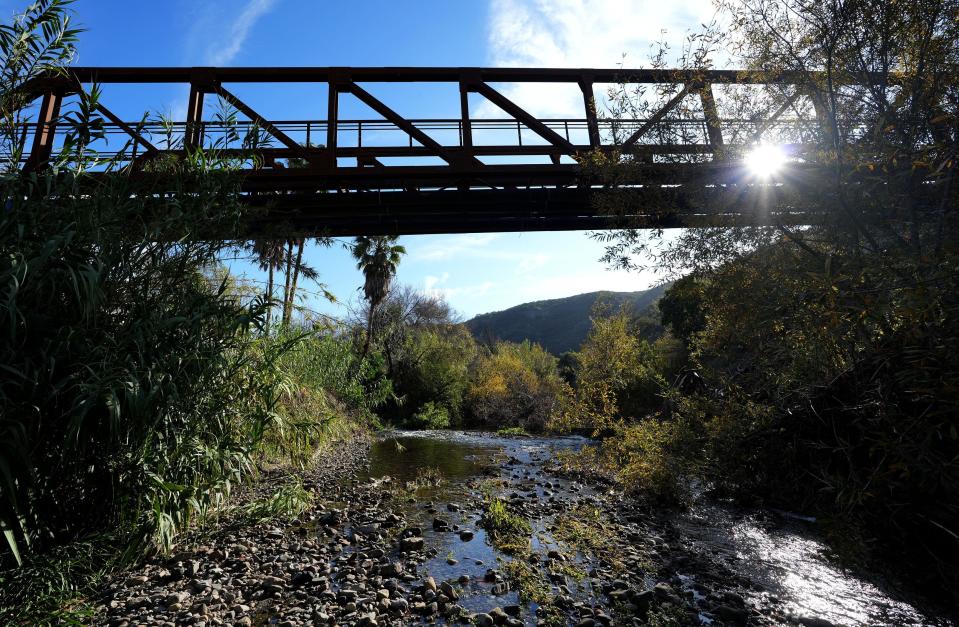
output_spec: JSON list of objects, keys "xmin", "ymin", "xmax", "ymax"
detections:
[
  {"xmin": 3, "ymin": 0, "xmax": 958, "ymax": 625},
  {"xmin": 88, "ymin": 431, "xmax": 943, "ymax": 626}
]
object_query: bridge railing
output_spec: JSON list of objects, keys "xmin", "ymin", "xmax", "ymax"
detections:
[
  {"xmin": 14, "ymin": 66, "xmax": 838, "ymax": 181},
  {"xmin": 8, "ymin": 116, "xmax": 822, "ymax": 159}
]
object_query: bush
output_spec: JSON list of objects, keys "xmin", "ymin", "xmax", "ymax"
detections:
[
  {"xmin": 550, "ymin": 306, "xmax": 667, "ymax": 434},
  {"xmin": 465, "ymin": 341, "xmax": 567, "ymax": 431},
  {"xmin": 410, "ymin": 401, "xmax": 450, "ymax": 429},
  {"xmin": 556, "ymin": 416, "xmax": 697, "ymax": 504},
  {"xmin": 253, "ymin": 329, "xmax": 391, "ymax": 466},
  {"xmin": 393, "ymin": 324, "xmax": 476, "ymax": 426},
  {"xmin": 480, "ymin": 496, "xmax": 531, "ymax": 553},
  {"xmin": 0, "ymin": 0, "xmax": 307, "ymax": 569},
  {"xmin": 358, "ymin": 286, "xmax": 475, "ymax": 428}
]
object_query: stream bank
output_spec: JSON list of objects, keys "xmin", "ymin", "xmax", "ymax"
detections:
[{"xmin": 93, "ymin": 431, "xmax": 949, "ymax": 626}]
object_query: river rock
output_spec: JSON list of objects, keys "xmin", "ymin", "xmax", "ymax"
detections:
[
  {"xmin": 400, "ymin": 536, "xmax": 424, "ymax": 551},
  {"xmin": 714, "ymin": 604, "xmax": 749, "ymax": 624},
  {"xmin": 474, "ymin": 613, "xmax": 494, "ymax": 627},
  {"xmin": 440, "ymin": 580, "xmax": 458, "ymax": 600}
]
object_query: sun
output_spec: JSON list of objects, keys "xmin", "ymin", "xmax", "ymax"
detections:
[{"xmin": 744, "ymin": 144, "xmax": 788, "ymax": 178}]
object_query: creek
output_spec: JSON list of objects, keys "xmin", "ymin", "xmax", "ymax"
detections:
[
  {"xmin": 95, "ymin": 429, "xmax": 948, "ymax": 626},
  {"xmin": 360, "ymin": 430, "xmax": 943, "ymax": 626}
]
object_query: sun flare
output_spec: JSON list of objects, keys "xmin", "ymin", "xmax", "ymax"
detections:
[{"xmin": 745, "ymin": 144, "xmax": 788, "ymax": 178}]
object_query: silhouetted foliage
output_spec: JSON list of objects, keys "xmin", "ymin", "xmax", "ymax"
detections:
[{"xmin": 579, "ymin": 0, "xmax": 959, "ymax": 604}]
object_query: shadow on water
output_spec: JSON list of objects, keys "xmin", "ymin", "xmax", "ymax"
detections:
[{"xmin": 363, "ymin": 432, "xmax": 502, "ymax": 485}]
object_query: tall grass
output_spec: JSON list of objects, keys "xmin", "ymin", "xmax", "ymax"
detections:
[
  {"xmin": 0, "ymin": 0, "xmax": 318, "ymax": 612},
  {"xmin": 255, "ymin": 329, "xmax": 392, "ymax": 466},
  {"xmin": 0, "ymin": 3, "xmax": 395, "ymax": 622}
]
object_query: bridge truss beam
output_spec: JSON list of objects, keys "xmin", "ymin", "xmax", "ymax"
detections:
[{"xmin": 18, "ymin": 66, "xmax": 834, "ymax": 235}]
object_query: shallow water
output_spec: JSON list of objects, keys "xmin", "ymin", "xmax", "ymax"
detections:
[
  {"xmin": 674, "ymin": 502, "xmax": 940, "ymax": 625},
  {"xmin": 358, "ymin": 430, "xmax": 946, "ymax": 626},
  {"xmin": 359, "ymin": 430, "xmax": 593, "ymax": 619}
]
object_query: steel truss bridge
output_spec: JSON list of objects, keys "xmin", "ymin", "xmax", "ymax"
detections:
[{"xmin": 18, "ymin": 67, "xmax": 834, "ymax": 235}]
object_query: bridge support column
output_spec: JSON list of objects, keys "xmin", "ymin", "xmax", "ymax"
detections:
[
  {"xmin": 698, "ymin": 83, "xmax": 724, "ymax": 158},
  {"xmin": 459, "ymin": 82, "xmax": 473, "ymax": 191},
  {"xmin": 326, "ymin": 84, "xmax": 339, "ymax": 170}
]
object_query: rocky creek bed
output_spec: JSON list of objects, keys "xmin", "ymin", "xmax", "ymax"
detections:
[{"xmin": 94, "ymin": 431, "xmax": 950, "ymax": 626}]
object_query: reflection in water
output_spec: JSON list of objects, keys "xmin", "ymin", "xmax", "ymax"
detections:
[{"xmin": 360, "ymin": 431, "xmax": 590, "ymax": 620}]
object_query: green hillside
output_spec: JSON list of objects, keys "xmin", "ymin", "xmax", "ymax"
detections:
[{"xmin": 466, "ymin": 286, "xmax": 668, "ymax": 355}]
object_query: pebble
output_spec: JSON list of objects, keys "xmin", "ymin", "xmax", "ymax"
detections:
[{"xmin": 89, "ymin": 434, "xmax": 810, "ymax": 627}]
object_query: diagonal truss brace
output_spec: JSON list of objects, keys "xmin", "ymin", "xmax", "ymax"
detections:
[
  {"xmin": 698, "ymin": 83, "xmax": 724, "ymax": 148},
  {"xmin": 469, "ymin": 81, "xmax": 578, "ymax": 157},
  {"xmin": 23, "ymin": 90, "xmax": 62, "ymax": 172},
  {"xmin": 749, "ymin": 90, "xmax": 803, "ymax": 143},
  {"xmin": 94, "ymin": 102, "xmax": 158, "ymax": 157},
  {"xmin": 620, "ymin": 82, "xmax": 696, "ymax": 150},
  {"xmin": 213, "ymin": 84, "xmax": 313, "ymax": 162},
  {"xmin": 343, "ymin": 81, "xmax": 482, "ymax": 168}
]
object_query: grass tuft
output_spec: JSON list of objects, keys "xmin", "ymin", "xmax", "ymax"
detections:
[
  {"xmin": 480, "ymin": 497, "xmax": 532, "ymax": 554},
  {"xmin": 241, "ymin": 477, "xmax": 314, "ymax": 522}
]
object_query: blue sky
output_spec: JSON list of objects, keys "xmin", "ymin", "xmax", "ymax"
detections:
[{"xmin": 6, "ymin": 0, "xmax": 715, "ymax": 319}]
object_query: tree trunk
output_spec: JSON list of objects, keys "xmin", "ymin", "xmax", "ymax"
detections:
[
  {"xmin": 266, "ymin": 264, "xmax": 274, "ymax": 333},
  {"xmin": 360, "ymin": 299, "xmax": 376, "ymax": 362},
  {"xmin": 285, "ymin": 238, "xmax": 305, "ymax": 326},
  {"xmin": 282, "ymin": 239, "xmax": 294, "ymax": 326}
]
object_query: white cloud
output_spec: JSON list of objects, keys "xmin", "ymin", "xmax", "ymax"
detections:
[
  {"xmin": 517, "ymin": 253, "xmax": 549, "ymax": 272},
  {"xmin": 414, "ymin": 233, "xmax": 503, "ymax": 262},
  {"xmin": 411, "ymin": 234, "xmax": 550, "ymax": 274},
  {"xmin": 167, "ymin": 0, "xmax": 278, "ymax": 122},
  {"xmin": 423, "ymin": 272, "xmax": 450, "ymax": 291},
  {"xmin": 511, "ymin": 267, "xmax": 664, "ymax": 303},
  {"xmin": 422, "ymin": 272, "xmax": 495, "ymax": 301},
  {"xmin": 205, "ymin": 0, "xmax": 278, "ymax": 66},
  {"xmin": 483, "ymin": 0, "xmax": 717, "ymax": 118}
]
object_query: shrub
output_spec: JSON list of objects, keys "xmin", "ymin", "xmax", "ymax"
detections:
[
  {"xmin": 0, "ymin": 1, "xmax": 305, "ymax": 568},
  {"xmin": 480, "ymin": 496, "xmax": 531, "ymax": 553},
  {"xmin": 360, "ymin": 286, "xmax": 475, "ymax": 427},
  {"xmin": 410, "ymin": 401, "xmax": 450, "ymax": 429},
  {"xmin": 465, "ymin": 341, "xmax": 567, "ymax": 431},
  {"xmin": 550, "ymin": 306, "xmax": 667, "ymax": 435}
]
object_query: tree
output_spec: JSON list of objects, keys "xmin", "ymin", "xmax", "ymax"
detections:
[
  {"xmin": 466, "ymin": 341, "xmax": 567, "ymax": 432},
  {"xmin": 280, "ymin": 236, "xmax": 330, "ymax": 326},
  {"xmin": 250, "ymin": 239, "xmax": 286, "ymax": 331},
  {"xmin": 248, "ymin": 236, "xmax": 326, "ymax": 330},
  {"xmin": 658, "ymin": 275, "xmax": 705, "ymax": 346},
  {"xmin": 280, "ymin": 151, "xmax": 331, "ymax": 326},
  {"xmin": 553, "ymin": 306, "xmax": 665, "ymax": 435},
  {"xmin": 590, "ymin": 0, "xmax": 959, "ymax": 601},
  {"xmin": 351, "ymin": 235, "xmax": 406, "ymax": 359}
]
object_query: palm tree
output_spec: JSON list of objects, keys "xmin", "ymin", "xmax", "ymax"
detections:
[
  {"xmin": 351, "ymin": 235, "xmax": 406, "ymax": 359},
  {"xmin": 278, "ymin": 149, "xmax": 329, "ymax": 326}
]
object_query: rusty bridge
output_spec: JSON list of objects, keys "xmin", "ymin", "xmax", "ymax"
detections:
[{"xmin": 18, "ymin": 67, "xmax": 832, "ymax": 235}]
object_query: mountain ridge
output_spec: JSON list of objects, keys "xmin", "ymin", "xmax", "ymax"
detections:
[{"xmin": 466, "ymin": 286, "xmax": 667, "ymax": 355}]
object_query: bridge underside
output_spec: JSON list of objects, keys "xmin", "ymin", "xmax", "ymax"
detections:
[
  {"xmin": 238, "ymin": 164, "xmax": 827, "ymax": 236},
  {"xmin": 19, "ymin": 66, "xmax": 834, "ymax": 235}
]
